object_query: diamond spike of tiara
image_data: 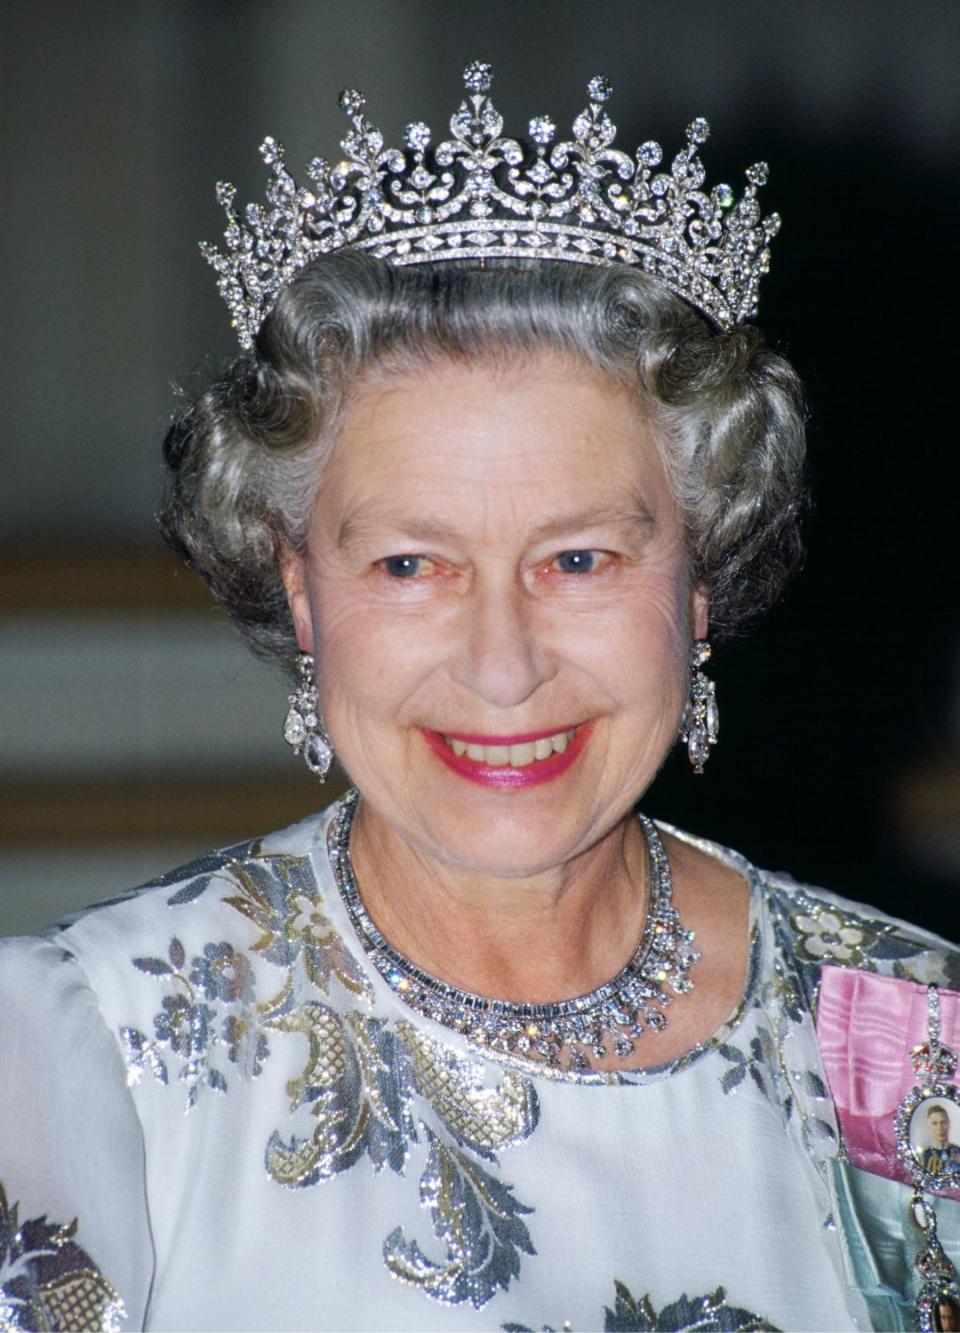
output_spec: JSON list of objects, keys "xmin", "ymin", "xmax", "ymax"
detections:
[{"xmin": 202, "ymin": 60, "xmax": 781, "ymax": 350}]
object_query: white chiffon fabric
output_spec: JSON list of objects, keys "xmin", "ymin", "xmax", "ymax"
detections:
[{"xmin": 0, "ymin": 798, "xmax": 953, "ymax": 1331}]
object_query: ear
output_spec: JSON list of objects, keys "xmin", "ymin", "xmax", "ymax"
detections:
[
  {"xmin": 691, "ymin": 583, "xmax": 710, "ymax": 640},
  {"xmin": 279, "ymin": 548, "xmax": 316, "ymax": 653}
]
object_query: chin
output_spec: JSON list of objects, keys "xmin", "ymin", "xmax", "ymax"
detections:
[{"xmin": 408, "ymin": 774, "xmax": 618, "ymax": 876}]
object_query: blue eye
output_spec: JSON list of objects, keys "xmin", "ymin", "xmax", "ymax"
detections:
[
  {"xmin": 555, "ymin": 550, "xmax": 599, "ymax": 574},
  {"xmin": 382, "ymin": 555, "xmax": 424, "ymax": 578}
]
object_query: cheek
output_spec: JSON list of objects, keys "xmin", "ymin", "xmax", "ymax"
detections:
[
  {"xmin": 311, "ymin": 583, "xmax": 439, "ymax": 714},
  {"xmin": 557, "ymin": 575, "xmax": 691, "ymax": 689}
]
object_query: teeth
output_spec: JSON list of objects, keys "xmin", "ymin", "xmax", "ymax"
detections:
[{"xmin": 443, "ymin": 728, "xmax": 577, "ymax": 766}]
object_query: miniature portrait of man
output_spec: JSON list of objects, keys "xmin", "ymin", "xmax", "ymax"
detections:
[
  {"xmin": 917, "ymin": 1103, "xmax": 960, "ymax": 1179},
  {"xmin": 934, "ymin": 1293, "xmax": 960, "ymax": 1332}
]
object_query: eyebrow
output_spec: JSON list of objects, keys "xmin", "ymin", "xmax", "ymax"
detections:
[{"xmin": 335, "ymin": 502, "xmax": 657, "ymax": 550}]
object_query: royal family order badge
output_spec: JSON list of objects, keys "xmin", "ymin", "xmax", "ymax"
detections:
[{"xmin": 896, "ymin": 986, "xmax": 960, "ymax": 1330}]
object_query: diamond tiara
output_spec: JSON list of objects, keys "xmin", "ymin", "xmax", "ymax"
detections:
[{"xmin": 202, "ymin": 60, "xmax": 781, "ymax": 350}]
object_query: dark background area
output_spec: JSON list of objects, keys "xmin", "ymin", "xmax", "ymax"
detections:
[{"xmin": 2, "ymin": 1, "xmax": 958, "ymax": 936}]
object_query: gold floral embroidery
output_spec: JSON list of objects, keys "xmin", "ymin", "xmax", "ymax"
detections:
[
  {"xmin": 265, "ymin": 1008, "xmax": 415, "ymax": 1187},
  {"xmin": 396, "ymin": 1020, "xmax": 539, "ymax": 1153},
  {"xmin": 789, "ymin": 906, "xmax": 871, "ymax": 966},
  {"xmin": 222, "ymin": 854, "xmax": 372, "ymax": 1004},
  {"xmin": 121, "ymin": 831, "xmax": 541, "ymax": 1308},
  {"xmin": 0, "ymin": 1183, "xmax": 125, "ymax": 1332}
]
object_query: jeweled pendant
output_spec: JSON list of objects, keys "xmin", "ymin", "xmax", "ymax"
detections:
[
  {"xmin": 892, "ymin": 986, "xmax": 960, "ymax": 1329},
  {"xmin": 283, "ymin": 707, "xmax": 306, "ymax": 747},
  {"xmin": 304, "ymin": 731, "xmax": 333, "ymax": 778}
]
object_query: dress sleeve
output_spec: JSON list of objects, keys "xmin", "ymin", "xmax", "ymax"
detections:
[{"xmin": 0, "ymin": 935, "xmax": 154, "ymax": 1330}]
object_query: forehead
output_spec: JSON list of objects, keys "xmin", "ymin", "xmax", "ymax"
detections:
[{"xmin": 324, "ymin": 352, "xmax": 667, "ymax": 506}]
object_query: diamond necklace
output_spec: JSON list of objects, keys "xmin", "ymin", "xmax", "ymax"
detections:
[{"xmin": 328, "ymin": 790, "xmax": 701, "ymax": 1075}]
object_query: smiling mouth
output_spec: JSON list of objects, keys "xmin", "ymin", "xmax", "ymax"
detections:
[{"xmin": 440, "ymin": 727, "xmax": 578, "ymax": 768}]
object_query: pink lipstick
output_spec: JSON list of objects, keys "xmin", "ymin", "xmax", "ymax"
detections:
[{"xmin": 421, "ymin": 722, "xmax": 593, "ymax": 789}]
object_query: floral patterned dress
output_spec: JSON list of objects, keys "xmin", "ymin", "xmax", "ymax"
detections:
[{"xmin": 1, "ymin": 795, "xmax": 957, "ymax": 1332}]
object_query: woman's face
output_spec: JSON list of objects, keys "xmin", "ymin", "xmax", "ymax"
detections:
[{"xmin": 284, "ymin": 352, "xmax": 707, "ymax": 879}]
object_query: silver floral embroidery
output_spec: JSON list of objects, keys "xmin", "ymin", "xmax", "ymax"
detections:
[
  {"xmin": 385, "ymin": 1126, "xmax": 536, "ymax": 1308},
  {"xmin": 120, "ymin": 934, "xmax": 267, "ymax": 1106},
  {"xmin": 0, "ymin": 1182, "xmax": 125, "ymax": 1332},
  {"xmin": 265, "ymin": 1008, "xmax": 416, "ymax": 1185},
  {"xmin": 502, "ymin": 1279, "xmax": 779, "ymax": 1330},
  {"xmin": 118, "ymin": 835, "xmax": 541, "ymax": 1308},
  {"xmin": 715, "ymin": 880, "xmax": 953, "ymax": 1171}
]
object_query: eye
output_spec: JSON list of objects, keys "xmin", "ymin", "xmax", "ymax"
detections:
[
  {"xmin": 380, "ymin": 555, "xmax": 431, "ymax": 578},
  {"xmin": 553, "ymin": 549, "xmax": 606, "ymax": 574}
]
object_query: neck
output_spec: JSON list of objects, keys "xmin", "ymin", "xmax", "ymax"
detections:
[{"xmin": 347, "ymin": 799, "xmax": 649, "ymax": 1004}]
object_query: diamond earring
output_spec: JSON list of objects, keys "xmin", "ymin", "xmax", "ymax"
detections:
[
  {"xmin": 680, "ymin": 640, "xmax": 719, "ymax": 774},
  {"xmin": 283, "ymin": 651, "xmax": 333, "ymax": 781}
]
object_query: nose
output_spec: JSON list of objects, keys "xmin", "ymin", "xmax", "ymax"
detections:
[{"xmin": 451, "ymin": 575, "xmax": 553, "ymax": 710}]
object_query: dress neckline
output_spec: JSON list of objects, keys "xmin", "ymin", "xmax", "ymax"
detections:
[{"xmin": 312, "ymin": 794, "xmax": 765, "ymax": 1088}]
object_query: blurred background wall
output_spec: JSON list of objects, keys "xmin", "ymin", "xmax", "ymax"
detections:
[{"xmin": 1, "ymin": 0, "xmax": 958, "ymax": 937}]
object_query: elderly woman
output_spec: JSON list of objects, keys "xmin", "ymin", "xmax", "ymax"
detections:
[{"xmin": 2, "ymin": 65, "xmax": 958, "ymax": 1333}]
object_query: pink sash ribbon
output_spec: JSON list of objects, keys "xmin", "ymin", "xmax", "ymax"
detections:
[{"xmin": 817, "ymin": 966, "xmax": 960, "ymax": 1196}]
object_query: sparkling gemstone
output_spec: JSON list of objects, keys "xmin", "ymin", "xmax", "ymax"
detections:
[
  {"xmin": 587, "ymin": 75, "xmax": 613, "ymax": 102},
  {"xmin": 715, "ymin": 183, "xmax": 734, "ymax": 210},
  {"xmin": 687, "ymin": 117, "xmax": 710, "ymax": 145},
  {"xmin": 706, "ymin": 694, "xmax": 719, "ymax": 741},
  {"xmin": 215, "ymin": 181, "xmax": 237, "ymax": 208},
  {"xmin": 567, "ymin": 1048, "xmax": 589, "ymax": 1073},
  {"xmin": 283, "ymin": 709, "xmax": 306, "ymax": 747},
  {"xmin": 339, "ymin": 88, "xmax": 366, "ymax": 117},
  {"xmin": 688, "ymin": 729, "xmax": 709, "ymax": 769},
  {"xmin": 746, "ymin": 161, "xmax": 769, "ymax": 187},
  {"xmin": 638, "ymin": 140, "xmax": 662, "ymax": 168},
  {"xmin": 463, "ymin": 60, "xmax": 492, "ymax": 93},
  {"xmin": 528, "ymin": 115, "xmax": 556, "ymax": 146},
  {"xmin": 614, "ymin": 1036, "xmax": 635, "ymax": 1058},
  {"xmin": 404, "ymin": 121, "xmax": 431, "ymax": 153},
  {"xmin": 451, "ymin": 108, "xmax": 472, "ymax": 137},
  {"xmin": 592, "ymin": 1044, "xmax": 607, "ymax": 1059},
  {"xmin": 304, "ymin": 732, "xmax": 332, "ymax": 777}
]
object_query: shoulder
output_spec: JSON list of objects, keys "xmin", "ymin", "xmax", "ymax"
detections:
[
  {"xmin": 758, "ymin": 868, "xmax": 959, "ymax": 987},
  {"xmin": 1, "ymin": 808, "xmax": 336, "ymax": 1028},
  {"xmin": 662, "ymin": 821, "xmax": 958, "ymax": 989}
]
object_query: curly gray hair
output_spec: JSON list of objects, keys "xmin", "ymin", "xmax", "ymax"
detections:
[{"xmin": 160, "ymin": 252, "xmax": 805, "ymax": 671}]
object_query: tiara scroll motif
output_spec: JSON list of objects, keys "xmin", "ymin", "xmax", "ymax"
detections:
[{"xmin": 202, "ymin": 61, "xmax": 781, "ymax": 350}]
